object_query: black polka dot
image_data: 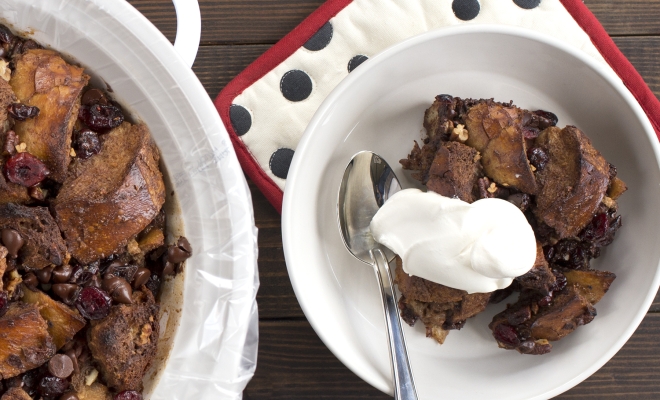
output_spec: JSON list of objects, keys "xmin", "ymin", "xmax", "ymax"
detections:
[
  {"xmin": 348, "ymin": 55, "xmax": 368, "ymax": 73},
  {"xmin": 513, "ymin": 0, "xmax": 541, "ymax": 9},
  {"xmin": 229, "ymin": 104, "xmax": 251, "ymax": 136},
  {"xmin": 270, "ymin": 148, "xmax": 295, "ymax": 179},
  {"xmin": 304, "ymin": 22, "xmax": 333, "ymax": 51},
  {"xmin": 452, "ymin": 0, "xmax": 480, "ymax": 21},
  {"xmin": 280, "ymin": 70, "xmax": 313, "ymax": 102}
]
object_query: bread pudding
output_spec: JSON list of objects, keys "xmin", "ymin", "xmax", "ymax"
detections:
[
  {"xmin": 397, "ymin": 95, "xmax": 625, "ymax": 354},
  {"xmin": 0, "ymin": 25, "xmax": 192, "ymax": 399}
]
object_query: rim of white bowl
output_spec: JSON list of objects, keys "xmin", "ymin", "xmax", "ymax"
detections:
[{"xmin": 282, "ymin": 23, "xmax": 660, "ymax": 399}]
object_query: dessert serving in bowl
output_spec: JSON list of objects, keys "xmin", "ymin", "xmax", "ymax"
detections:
[
  {"xmin": 282, "ymin": 25, "xmax": 660, "ymax": 399},
  {"xmin": 0, "ymin": 1, "xmax": 258, "ymax": 399}
]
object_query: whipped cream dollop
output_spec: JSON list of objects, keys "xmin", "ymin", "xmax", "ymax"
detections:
[{"xmin": 369, "ymin": 189, "xmax": 536, "ymax": 293}]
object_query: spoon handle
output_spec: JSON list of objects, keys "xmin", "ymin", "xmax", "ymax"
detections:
[{"xmin": 371, "ymin": 248, "xmax": 418, "ymax": 400}]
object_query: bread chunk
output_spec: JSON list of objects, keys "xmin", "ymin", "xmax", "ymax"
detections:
[
  {"xmin": 426, "ymin": 141, "xmax": 482, "ymax": 203},
  {"xmin": 10, "ymin": 49, "xmax": 89, "ymax": 182},
  {"xmin": 563, "ymin": 269, "xmax": 615, "ymax": 305},
  {"xmin": 1, "ymin": 387, "xmax": 32, "ymax": 400},
  {"xmin": 77, "ymin": 383, "xmax": 113, "ymax": 400},
  {"xmin": 0, "ymin": 173, "xmax": 30, "ymax": 205},
  {"xmin": 463, "ymin": 102, "xmax": 537, "ymax": 194},
  {"xmin": 395, "ymin": 256, "xmax": 490, "ymax": 342},
  {"xmin": 0, "ymin": 78, "xmax": 17, "ymax": 131},
  {"xmin": 0, "ymin": 302, "xmax": 56, "ymax": 379},
  {"xmin": 533, "ymin": 126, "xmax": 610, "ymax": 238},
  {"xmin": 0, "ymin": 203, "xmax": 67, "ymax": 268},
  {"xmin": 22, "ymin": 286, "xmax": 86, "ymax": 349},
  {"xmin": 53, "ymin": 122, "xmax": 165, "ymax": 264},
  {"xmin": 87, "ymin": 288, "xmax": 159, "ymax": 392},
  {"xmin": 516, "ymin": 242, "xmax": 556, "ymax": 294},
  {"xmin": 489, "ymin": 285, "xmax": 597, "ymax": 354}
]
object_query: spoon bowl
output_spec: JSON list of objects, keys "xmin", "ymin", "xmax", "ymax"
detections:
[{"xmin": 337, "ymin": 151, "xmax": 400, "ymax": 264}]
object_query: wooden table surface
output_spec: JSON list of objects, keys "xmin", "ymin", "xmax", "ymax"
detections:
[{"xmin": 129, "ymin": 1, "xmax": 660, "ymax": 398}]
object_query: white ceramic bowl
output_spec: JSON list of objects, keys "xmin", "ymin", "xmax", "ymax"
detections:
[
  {"xmin": 0, "ymin": 1, "xmax": 258, "ymax": 399},
  {"xmin": 283, "ymin": 25, "xmax": 660, "ymax": 400}
]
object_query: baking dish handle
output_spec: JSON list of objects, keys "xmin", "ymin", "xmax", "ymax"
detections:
[{"xmin": 172, "ymin": 0, "xmax": 201, "ymax": 68}]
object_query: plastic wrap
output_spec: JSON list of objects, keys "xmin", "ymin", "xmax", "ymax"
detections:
[{"xmin": 0, "ymin": 1, "xmax": 259, "ymax": 399}]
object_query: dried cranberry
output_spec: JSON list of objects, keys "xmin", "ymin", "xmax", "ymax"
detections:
[
  {"xmin": 533, "ymin": 109, "xmax": 558, "ymax": 129},
  {"xmin": 74, "ymin": 129, "xmax": 101, "ymax": 159},
  {"xmin": 0, "ymin": 25, "xmax": 14, "ymax": 44},
  {"xmin": 580, "ymin": 213, "xmax": 609, "ymax": 242},
  {"xmin": 493, "ymin": 323, "xmax": 520, "ymax": 348},
  {"xmin": 537, "ymin": 295, "xmax": 553, "ymax": 307},
  {"xmin": 78, "ymin": 103, "xmax": 124, "ymax": 130},
  {"xmin": 4, "ymin": 152, "xmax": 49, "ymax": 187},
  {"xmin": 550, "ymin": 270, "xmax": 568, "ymax": 293},
  {"xmin": 528, "ymin": 147, "xmax": 549, "ymax": 171},
  {"xmin": 75, "ymin": 286, "xmax": 112, "ymax": 320},
  {"xmin": 549, "ymin": 239, "xmax": 591, "ymax": 269},
  {"xmin": 7, "ymin": 103, "xmax": 40, "ymax": 121},
  {"xmin": 0, "ymin": 291, "xmax": 8, "ymax": 318},
  {"xmin": 522, "ymin": 126, "xmax": 540, "ymax": 140},
  {"xmin": 608, "ymin": 163, "xmax": 618, "ymax": 180},
  {"xmin": 37, "ymin": 376, "xmax": 69, "ymax": 398},
  {"xmin": 114, "ymin": 391, "xmax": 143, "ymax": 400}
]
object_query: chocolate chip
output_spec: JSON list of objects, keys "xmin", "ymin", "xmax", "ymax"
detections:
[
  {"xmin": 59, "ymin": 391, "xmax": 80, "ymax": 400},
  {"xmin": 162, "ymin": 260, "xmax": 175, "ymax": 276},
  {"xmin": 51, "ymin": 265, "xmax": 73, "ymax": 283},
  {"xmin": 166, "ymin": 237, "xmax": 192, "ymax": 264},
  {"xmin": 52, "ymin": 284, "xmax": 80, "ymax": 305},
  {"xmin": 102, "ymin": 276, "xmax": 132, "ymax": 304},
  {"xmin": 36, "ymin": 266, "xmax": 54, "ymax": 284},
  {"xmin": 81, "ymin": 88, "xmax": 108, "ymax": 106},
  {"xmin": 1, "ymin": 228, "xmax": 24, "ymax": 258},
  {"xmin": 23, "ymin": 272, "xmax": 38, "ymax": 289},
  {"xmin": 64, "ymin": 350, "xmax": 79, "ymax": 375},
  {"xmin": 132, "ymin": 268, "xmax": 151, "ymax": 289},
  {"xmin": 48, "ymin": 354, "xmax": 74, "ymax": 379}
]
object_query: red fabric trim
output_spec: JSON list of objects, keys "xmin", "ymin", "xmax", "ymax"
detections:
[
  {"xmin": 215, "ymin": 0, "xmax": 353, "ymax": 213},
  {"xmin": 560, "ymin": 0, "xmax": 660, "ymax": 138}
]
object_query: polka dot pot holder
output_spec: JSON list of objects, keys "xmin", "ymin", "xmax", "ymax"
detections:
[{"xmin": 215, "ymin": 0, "xmax": 660, "ymax": 212}]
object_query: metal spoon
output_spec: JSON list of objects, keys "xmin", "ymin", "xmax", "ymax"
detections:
[{"xmin": 337, "ymin": 151, "xmax": 417, "ymax": 400}]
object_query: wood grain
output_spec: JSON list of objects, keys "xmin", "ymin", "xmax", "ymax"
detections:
[
  {"xmin": 246, "ymin": 314, "xmax": 660, "ymax": 399},
  {"xmin": 584, "ymin": 0, "xmax": 660, "ymax": 36},
  {"xmin": 614, "ymin": 37, "xmax": 660, "ymax": 97},
  {"xmin": 129, "ymin": 0, "xmax": 660, "ymax": 45}
]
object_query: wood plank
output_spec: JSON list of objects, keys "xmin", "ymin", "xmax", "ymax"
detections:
[
  {"xmin": 246, "ymin": 314, "xmax": 660, "ymax": 399},
  {"xmin": 245, "ymin": 319, "xmax": 389, "ymax": 400},
  {"xmin": 613, "ymin": 37, "xmax": 660, "ymax": 99},
  {"xmin": 126, "ymin": 0, "xmax": 176, "ymax": 43},
  {"xmin": 585, "ymin": 0, "xmax": 660, "ymax": 36},
  {"xmin": 192, "ymin": 45, "xmax": 270, "ymax": 99},
  {"xmin": 128, "ymin": 0, "xmax": 325, "ymax": 45},
  {"xmin": 130, "ymin": 0, "xmax": 660, "ymax": 46}
]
